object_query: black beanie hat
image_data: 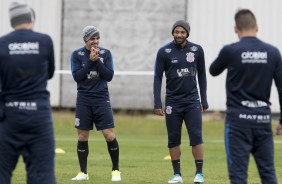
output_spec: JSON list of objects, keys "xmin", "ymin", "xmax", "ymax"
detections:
[
  {"xmin": 9, "ymin": 2, "xmax": 35, "ymax": 28},
  {"xmin": 172, "ymin": 20, "xmax": 190, "ymax": 37}
]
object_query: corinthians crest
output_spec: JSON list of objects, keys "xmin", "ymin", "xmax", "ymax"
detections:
[
  {"xmin": 186, "ymin": 52, "xmax": 195, "ymax": 63},
  {"xmin": 75, "ymin": 118, "xmax": 80, "ymax": 126},
  {"xmin": 166, "ymin": 106, "xmax": 172, "ymax": 115}
]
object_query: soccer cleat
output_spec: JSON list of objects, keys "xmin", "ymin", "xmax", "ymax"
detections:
[
  {"xmin": 168, "ymin": 174, "xmax": 183, "ymax": 183},
  {"xmin": 194, "ymin": 173, "xmax": 204, "ymax": 184},
  {"xmin": 111, "ymin": 170, "xmax": 121, "ymax": 181},
  {"xmin": 71, "ymin": 172, "xmax": 89, "ymax": 180}
]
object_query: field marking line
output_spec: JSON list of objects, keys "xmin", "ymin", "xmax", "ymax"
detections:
[{"xmin": 55, "ymin": 137, "xmax": 282, "ymax": 144}]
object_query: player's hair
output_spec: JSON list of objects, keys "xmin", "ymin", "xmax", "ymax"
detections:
[{"xmin": 235, "ymin": 9, "xmax": 257, "ymax": 31}]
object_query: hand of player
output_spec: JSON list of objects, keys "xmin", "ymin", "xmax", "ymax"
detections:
[
  {"xmin": 89, "ymin": 47, "xmax": 99, "ymax": 61},
  {"xmin": 154, "ymin": 108, "xmax": 165, "ymax": 116},
  {"xmin": 276, "ymin": 123, "xmax": 282, "ymax": 136},
  {"xmin": 201, "ymin": 104, "xmax": 207, "ymax": 112}
]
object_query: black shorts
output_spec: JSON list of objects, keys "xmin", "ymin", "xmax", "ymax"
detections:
[
  {"xmin": 165, "ymin": 103, "xmax": 203, "ymax": 148},
  {"xmin": 75, "ymin": 103, "xmax": 114, "ymax": 131}
]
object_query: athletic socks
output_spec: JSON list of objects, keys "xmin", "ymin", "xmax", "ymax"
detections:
[
  {"xmin": 107, "ymin": 138, "xmax": 119, "ymax": 171},
  {"xmin": 172, "ymin": 159, "xmax": 181, "ymax": 175},
  {"xmin": 195, "ymin": 160, "xmax": 203, "ymax": 174},
  {"xmin": 77, "ymin": 141, "xmax": 89, "ymax": 174}
]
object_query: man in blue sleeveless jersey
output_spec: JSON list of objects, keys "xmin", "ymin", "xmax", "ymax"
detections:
[
  {"xmin": 210, "ymin": 9, "xmax": 282, "ymax": 184},
  {"xmin": 71, "ymin": 26, "xmax": 120, "ymax": 182},
  {"xmin": 154, "ymin": 20, "xmax": 208, "ymax": 184},
  {"xmin": 0, "ymin": 2, "xmax": 56, "ymax": 184}
]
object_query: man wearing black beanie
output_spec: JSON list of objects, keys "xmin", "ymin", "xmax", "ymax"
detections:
[
  {"xmin": 154, "ymin": 20, "xmax": 208, "ymax": 184},
  {"xmin": 0, "ymin": 1, "xmax": 56, "ymax": 184}
]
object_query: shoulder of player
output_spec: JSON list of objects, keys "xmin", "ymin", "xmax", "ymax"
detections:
[
  {"xmin": 98, "ymin": 46, "xmax": 111, "ymax": 55},
  {"xmin": 72, "ymin": 47, "xmax": 86, "ymax": 56},
  {"xmin": 0, "ymin": 36, "xmax": 6, "ymax": 43},
  {"xmin": 30, "ymin": 31, "xmax": 53, "ymax": 41},
  {"xmin": 186, "ymin": 41, "xmax": 204, "ymax": 53},
  {"xmin": 0, "ymin": 32, "xmax": 12, "ymax": 42},
  {"xmin": 216, "ymin": 43, "xmax": 235, "ymax": 55},
  {"xmin": 258, "ymin": 39, "xmax": 280, "ymax": 53},
  {"xmin": 187, "ymin": 41, "xmax": 201, "ymax": 47},
  {"xmin": 157, "ymin": 41, "xmax": 174, "ymax": 53},
  {"xmin": 238, "ymin": 38, "xmax": 279, "ymax": 53},
  {"xmin": 0, "ymin": 31, "xmax": 52, "ymax": 46}
]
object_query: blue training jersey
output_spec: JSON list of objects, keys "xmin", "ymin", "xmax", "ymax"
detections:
[
  {"xmin": 154, "ymin": 40, "xmax": 208, "ymax": 109},
  {"xmin": 71, "ymin": 46, "xmax": 114, "ymax": 106},
  {"xmin": 0, "ymin": 29, "xmax": 55, "ymax": 102},
  {"xmin": 210, "ymin": 37, "xmax": 282, "ymax": 127}
]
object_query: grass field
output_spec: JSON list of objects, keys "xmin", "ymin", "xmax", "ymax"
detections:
[{"xmin": 12, "ymin": 110, "xmax": 282, "ymax": 184}]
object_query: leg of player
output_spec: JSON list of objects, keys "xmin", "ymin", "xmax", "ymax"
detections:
[
  {"xmin": 102, "ymin": 128, "xmax": 121, "ymax": 182},
  {"xmin": 166, "ymin": 109, "xmax": 183, "ymax": 184},
  {"xmin": 0, "ymin": 126, "xmax": 21, "ymax": 184},
  {"xmin": 225, "ymin": 122, "xmax": 249, "ymax": 184},
  {"xmin": 168, "ymin": 146, "xmax": 183, "ymax": 183},
  {"xmin": 192, "ymin": 144, "xmax": 204, "ymax": 184},
  {"xmin": 72, "ymin": 129, "xmax": 90, "ymax": 181},
  {"xmin": 252, "ymin": 128, "xmax": 277, "ymax": 184},
  {"xmin": 183, "ymin": 105, "xmax": 204, "ymax": 184}
]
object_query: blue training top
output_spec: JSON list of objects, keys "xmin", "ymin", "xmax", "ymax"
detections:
[
  {"xmin": 210, "ymin": 37, "xmax": 282, "ymax": 128},
  {"xmin": 0, "ymin": 29, "xmax": 55, "ymax": 102},
  {"xmin": 154, "ymin": 40, "xmax": 208, "ymax": 109},
  {"xmin": 71, "ymin": 46, "xmax": 114, "ymax": 106}
]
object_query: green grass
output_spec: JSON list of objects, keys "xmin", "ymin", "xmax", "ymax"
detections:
[{"xmin": 12, "ymin": 110, "xmax": 282, "ymax": 184}]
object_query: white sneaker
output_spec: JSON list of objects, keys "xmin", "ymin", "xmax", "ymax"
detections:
[
  {"xmin": 168, "ymin": 174, "xmax": 183, "ymax": 183},
  {"xmin": 71, "ymin": 172, "xmax": 89, "ymax": 180},
  {"xmin": 194, "ymin": 173, "xmax": 204, "ymax": 183},
  {"xmin": 111, "ymin": 170, "xmax": 121, "ymax": 181}
]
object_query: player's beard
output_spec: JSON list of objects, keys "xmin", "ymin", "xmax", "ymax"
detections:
[{"xmin": 174, "ymin": 37, "xmax": 186, "ymax": 46}]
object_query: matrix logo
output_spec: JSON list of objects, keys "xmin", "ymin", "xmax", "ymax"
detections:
[
  {"xmin": 8, "ymin": 42, "xmax": 39, "ymax": 55},
  {"xmin": 239, "ymin": 114, "xmax": 270, "ymax": 123},
  {"xmin": 241, "ymin": 51, "xmax": 267, "ymax": 64},
  {"xmin": 5, "ymin": 101, "xmax": 37, "ymax": 110}
]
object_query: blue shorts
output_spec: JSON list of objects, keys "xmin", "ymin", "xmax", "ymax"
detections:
[
  {"xmin": 225, "ymin": 120, "xmax": 277, "ymax": 184},
  {"xmin": 75, "ymin": 103, "xmax": 114, "ymax": 131},
  {"xmin": 0, "ymin": 101, "xmax": 56, "ymax": 184},
  {"xmin": 165, "ymin": 104, "xmax": 203, "ymax": 148}
]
